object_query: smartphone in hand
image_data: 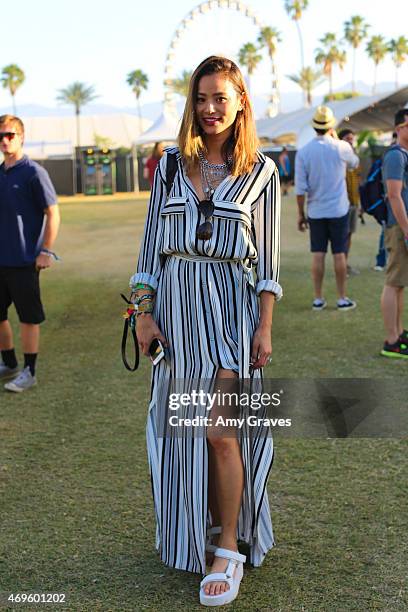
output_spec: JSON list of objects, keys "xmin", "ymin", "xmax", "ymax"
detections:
[{"xmin": 149, "ymin": 339, "xmax": 165, "ymax": 365}]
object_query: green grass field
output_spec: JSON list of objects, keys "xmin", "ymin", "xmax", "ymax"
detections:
[{"xmin": 1, "ymin": 194, "xmax": 407, "ymax": 611}]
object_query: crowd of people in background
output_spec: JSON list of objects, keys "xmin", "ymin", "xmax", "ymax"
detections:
[
  {"xmin": 1, "ymin": 104, "xmax": 407, "ymax": 399},
  {"xmin": 294, "ymin": 105, "xmax": 408, "ymax": 358}
]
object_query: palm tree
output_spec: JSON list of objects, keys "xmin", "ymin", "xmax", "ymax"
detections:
[
  {"xmin": 284, "ymin": 1, "xmax": 309, "ymax": 71},
  {"xmin": 56, "ymin": 82, "xmax": 98, "ymax": 147},
  {"xmin": 343, "ymin": 15, "xmax": 370, "ymax": 93},
  {"xmin": 238, "ymin": 42, "xmax": 262, "ymax": 92},
  {"xmin": 257, "ymin": 26, "xmax": 281, "ymax": 111},
  {"xmin": 168, "ymin": 70, "xmax": 192, "ymax": 98},
  {"xmin": 126, "ymin": 69, "xmax": 149, "ymax": 133},
  {"xmin": 1, "ymin": 64, "xmax": 25, "ymax": 115},
  {"xmin": 287, "ymin": 66, "xmax": 324, "ymax": 107},
  {"xmin": 388, "ymin": 36, "xmax": 408, "ymax": 89},
  {"xmin": 366, "ymin": 35, "xmax": 388, "ymax": 94},
  {"xmin": 315, "ymin": 33, "xmax": 347, "ymax": 101}
]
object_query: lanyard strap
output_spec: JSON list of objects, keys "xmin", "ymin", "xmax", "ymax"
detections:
[{"xmin": 121, "ymin": 293, "xmax": 139, "ymax": 372}]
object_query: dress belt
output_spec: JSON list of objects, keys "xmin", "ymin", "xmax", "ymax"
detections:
[
  {"xmin": 171, "ymin": 253, "xmax": 253, "ymax": 274},
  {"xmin": 172, "ymin": 253, "xmax": 239, "ymax": 264}
]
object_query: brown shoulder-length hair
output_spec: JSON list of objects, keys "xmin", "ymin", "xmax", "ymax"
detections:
[{"xmin": 178, "ymin": 56, "xmax": 258, "ymax": 176}]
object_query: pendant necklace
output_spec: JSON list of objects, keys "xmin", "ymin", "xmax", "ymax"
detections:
[{"xmin": 198, "ymin": 150, "xmax": 232, "ymax": 199}]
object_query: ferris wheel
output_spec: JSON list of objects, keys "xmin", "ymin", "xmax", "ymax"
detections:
[{"xmin": 163, "ymin": 0, "xmax": 279, "ymax": 117}]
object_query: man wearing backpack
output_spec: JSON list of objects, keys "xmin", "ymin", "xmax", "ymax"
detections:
[
  {"xmin": 295, "ymin": 106, "xmax": 359, "ymax": 311},
  {"xmin": 380, "ymin": 109, "xmax": 408, "ymax": 359}
]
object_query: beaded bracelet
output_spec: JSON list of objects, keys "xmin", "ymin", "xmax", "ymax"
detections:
[
  {"xmin": 130, "ymin": 282, "xmax": 154, "ymax": 292},
  {"xmin": 134, "ymin": 293, "xmax": 154, "ymax": 305},
  {"xmin": 136, "ymin": 302, "xmax": 154, "ymax": 315}
]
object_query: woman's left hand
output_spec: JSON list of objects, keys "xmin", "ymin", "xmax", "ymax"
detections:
[{"xmin": 251, "ymin": 325, "xmax": 272, "ymax": 369}]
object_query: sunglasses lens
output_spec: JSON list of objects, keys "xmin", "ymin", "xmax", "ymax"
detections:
[
  {"xmin": 0, "ymin": 132, "xmax": 16, "ymax": 141},
  {"xmin": 198, "ymin": 199, "xmax": 214, "ymax": 218},
  {"xmin": 196, "ymin": 221, "xmax": 213, "ymax": 241}
]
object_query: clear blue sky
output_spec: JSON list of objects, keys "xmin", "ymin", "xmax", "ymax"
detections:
[{"xmin": 1, "ymin": 0, "xmax": 406, "ymax": 110}]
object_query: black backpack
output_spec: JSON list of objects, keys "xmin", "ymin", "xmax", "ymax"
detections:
[{"xmin": 359, "ymin": 145, "xmax": 408, "ymax": 225}]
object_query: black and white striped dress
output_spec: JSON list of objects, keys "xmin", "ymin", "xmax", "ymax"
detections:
[{"xmin": 131, "ymin": 147, "xmax": 282, "ymax": 574}]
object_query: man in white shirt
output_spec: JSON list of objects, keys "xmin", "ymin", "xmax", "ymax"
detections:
[{"xmin": 295, "ymin": 106, "xmax": 360, "ymax": 311}]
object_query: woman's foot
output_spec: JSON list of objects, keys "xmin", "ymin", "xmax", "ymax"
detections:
[
  {"xmin": 200, "ymin": 546, "xmax": 246, "ymax": 606},
  {"xmin": 203, "ymin": 539, "xmax": 238, "ymax": 596}
]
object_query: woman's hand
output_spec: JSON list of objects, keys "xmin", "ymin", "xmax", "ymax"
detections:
[
  {"xmin": 136, "ymin": 314, "xmax": 167, "ymax": 357},
  {"xmin": 251, "ymin": 324, "xmax": 272, "ymax": 369}
]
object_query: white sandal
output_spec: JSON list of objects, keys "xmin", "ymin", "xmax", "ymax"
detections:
[{"xmin": 200, "ymin": 547, "xmax": 246, "ymax": 607}]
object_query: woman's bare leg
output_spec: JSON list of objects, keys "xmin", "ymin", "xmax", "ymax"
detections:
[{"xmin": 205, "ymin": 368, "xmax": 244, "ymax": 596}]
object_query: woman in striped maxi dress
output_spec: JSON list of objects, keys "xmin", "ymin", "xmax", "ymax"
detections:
[{"xmin": 131, "ymin": 56, "xmax": 282, "ymax": 607}]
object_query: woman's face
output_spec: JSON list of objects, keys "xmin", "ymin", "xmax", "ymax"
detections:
[{"xmin": 195, "ymin": 73, "xmax": 243, "ymax": 137}]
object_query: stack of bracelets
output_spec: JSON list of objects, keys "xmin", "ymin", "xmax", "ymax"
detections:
[{"xmin": 130, "ymin": 282, "xmax": 155, "ymax": 316}]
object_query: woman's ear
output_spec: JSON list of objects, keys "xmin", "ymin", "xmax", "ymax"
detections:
[{"xmin": 238, "ymin": 92, "xmax": 245, "ymax": 112}]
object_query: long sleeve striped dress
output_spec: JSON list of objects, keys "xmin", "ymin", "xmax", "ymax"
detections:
[{"xmin": 131, "ymin": 146, "xmax": 282, "ymax": 575}]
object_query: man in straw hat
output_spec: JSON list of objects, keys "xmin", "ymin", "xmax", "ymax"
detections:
[{"xmin": 295, "ymin": 105, "xmax": 359, "ymax": 311}]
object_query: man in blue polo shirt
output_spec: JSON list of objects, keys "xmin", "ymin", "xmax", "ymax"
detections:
[{"xmin": 0, "ymin": 114, "xmax": 60, "ymax": 392}]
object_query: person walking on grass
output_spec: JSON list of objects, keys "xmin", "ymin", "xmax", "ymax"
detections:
[
  {"xmin": 143, "ymin": 141, "xmax": 164, "ymax": 188},
  {"xmin": 338, "ymin": 128, "xmax": 362, "ymax": 276},
  {"xmin": 380, "ymin": 108, "xmax": 408, "ymax": 359},
  {"xmin": 278, "ymin": 146, "xmax": 291, "ymax": 196},
  {"xmin": 0, "ymin": 115, "xmax": 60, "ymax": 392},
  {"xmin": 295, "ymin": 106, "xmax": 359, "ymax": 311},
  {"xmin": 130, "ymin": 56, "xmax": 281, "ymax": 607}
]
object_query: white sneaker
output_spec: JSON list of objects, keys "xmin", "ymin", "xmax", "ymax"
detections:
[
  {"xmin": 4, "ymin": 367, "xmax": 37, "ymax": 393},
  {"xmin": 0, "ymin": 362, "xmax": 19, "ymax": 380},
  {"xmin": 312, "ymin": 298, "xmax": 327, "ymax": 311},
  {"xmin": 337, "ymin": 297, "xmax": 357, "ymax": 311}
]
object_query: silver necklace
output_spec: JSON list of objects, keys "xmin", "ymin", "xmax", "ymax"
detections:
[{"xmin": 198, "ymin": 150, "xmax": 232, "ymax": 198}]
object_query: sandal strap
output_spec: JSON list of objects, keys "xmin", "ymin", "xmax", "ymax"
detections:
[
  {"xmin": 214, "ymin": 547, "xmax": 246, "ymax": 564},
  {"xmin": 200, "ymin": 573, "xmax": 234, "ymax": 589},
  {"xmin": 206, "ymin": 543, "xmax": 217, "ymax": 553},
  {"xmin": 207, "ymin": 526, "xmax": 222, "ymax": 537}
]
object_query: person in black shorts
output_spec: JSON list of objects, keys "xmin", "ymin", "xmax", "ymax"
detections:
[
  {"xmin": 295, "ymin": 106, "xmax": 359, "ymax": 311},
  {"xmin": 0, "ymin": 114, "xmax": 60, "ymax": 392}
]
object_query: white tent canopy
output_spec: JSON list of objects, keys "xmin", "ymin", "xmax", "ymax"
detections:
[
  {"xmin": 22, "ymin": 114, "xmax": 152, "ymax": 157},
  {"xmin": 135, "ymin": 106, "xmax": 181, "ymax": 145},
  {"xmin": 256, "ymin": 87, "xmax": 408, "ymax": 148}
]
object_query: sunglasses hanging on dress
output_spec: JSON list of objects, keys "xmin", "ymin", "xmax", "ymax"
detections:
[{"xmin": 197, "ymin": 150, "xmax": 232, "ymax": 241}]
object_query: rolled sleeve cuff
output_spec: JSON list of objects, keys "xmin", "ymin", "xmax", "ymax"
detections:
[
  {"xmin": 129, "ymin": 272, "xmax": 158, "ymax": 292},
  {"xmin": 295, "ymin": 187, "xmax": 307, "ymax": 196},
  {"xmin": 256, "ymin": 280, "xmax": 283, "ymax": 301}
]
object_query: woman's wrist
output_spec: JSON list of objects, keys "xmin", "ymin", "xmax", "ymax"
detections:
[{"xmin": 257, "ymin": 321, "xmax": 272, "ymax": 332}]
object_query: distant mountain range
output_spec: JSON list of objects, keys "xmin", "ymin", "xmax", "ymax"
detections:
[{"xmin": 3, "ymin": 81, "xmax": 402, "ymax": 121}]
